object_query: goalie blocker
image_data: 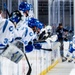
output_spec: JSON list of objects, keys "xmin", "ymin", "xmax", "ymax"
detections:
[{"xmin": 1, "ymin": 40, "xmax": 24, "ymax": 63}]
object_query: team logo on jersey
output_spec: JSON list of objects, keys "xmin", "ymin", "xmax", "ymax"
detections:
[
  {"xmin": 4, "ymin": 38, "xmax": 8, "ymax": 44},
  {"xmin": 29, "ymin": 32, "xmax": 33, "ymax": 36},
  {"xmin": 9, "ymin": 26, "xmax": 13, "ymax": 31}
]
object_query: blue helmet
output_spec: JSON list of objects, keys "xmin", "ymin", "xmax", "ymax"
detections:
[
  {"xmin": 36, "ymin": 20, "xmax": 44, "ymax": 29},
  {"xmin": 9, "ymin": 10, "xmax": 22, "ymax": 24},
  {"xmin": 38, "ymin": 22, "xmax": 44, "ymax": 29},
  {"xmin": 29, "ymin": 4, "xmax": 33, "ymax": 10},
  {"xmin": 19, "ymin": 2, "xmax": 31, "ymax": 13},
  {"xmin": 28, "ymin": 17, "xmax": 38, "ymax": 28},
  {"xmin": 28, "ymin": 18, "xmax": 44, "ymax": 29}
]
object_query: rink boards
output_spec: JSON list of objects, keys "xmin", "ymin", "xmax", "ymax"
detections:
[{"xmin": 0, "ymin": 42, "xmax": 61, "ymax": 75}]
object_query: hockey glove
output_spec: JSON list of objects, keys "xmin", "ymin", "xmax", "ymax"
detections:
[
  {"xmin": 25, "ymin": 41, "xmax": 33, "ymax": 53},
  {"xmin": 33, "ymin": 43, "xmax": 41, "ymax": 49}
]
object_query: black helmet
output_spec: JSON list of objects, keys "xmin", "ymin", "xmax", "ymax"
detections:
[{"xmin": 9, "ymin": 10, "xmax": 22, "ymax": 24}]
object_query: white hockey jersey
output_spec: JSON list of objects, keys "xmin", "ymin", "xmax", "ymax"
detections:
[
  {"xmin": 0, "ymin": 18, "xmax": 19, "ymax": 48},
  {"xmin": 16, "ymin": 21, "xmax": 35, "ymax": 46}
]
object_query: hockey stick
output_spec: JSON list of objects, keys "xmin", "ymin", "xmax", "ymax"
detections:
[
  {"xmin": 24, "ymin": 53, "xmax": 32, "ymax": 75},
  {"xmin": 34, "ymin": 40, "xmax": 46, "ymax": 43},
  {"xmin": 8, "ymin": 41, "xmax": 32, "ymax": 74},
  {"xmin": 16, "ymin": 40, "xmax": 32, "ymax": 75},
  {"xmin": 3, "ymin": 3, "xmax": 10, "ymax": 17},
  {"xmin": 41, "ymin": 48, "xmax": 52, "ymax": 51},
  {"xmin": 34, "ymin": 40, "xmax": 52, "ymax": 51}
]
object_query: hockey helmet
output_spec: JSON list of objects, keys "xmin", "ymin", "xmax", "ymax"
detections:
[
  {"xmin": 28, "ymin": 17, "xmax": 37, "ymax": 28},
  {"xmin": 9, "ymin": 10, "xmax": 22, "ymax": 24},
  {"xmin": 36, "ymin": 21, "xmax": 44, "ymax": 30},
  {"xmin": 19, "ymin": 2, "xmax": 31, "ymax": 13}
]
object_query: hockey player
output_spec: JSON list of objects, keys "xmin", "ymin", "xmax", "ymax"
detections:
[
  {"xmin": 38, "ymin": 25, "xmax": 52, "ymax": 40},
  {"xmin": 9, "ymin": 10, "xmax": 33, "ymax": 52},
  {"xmin": 28, "ymin": 17, "xmax": 44, "ymax": 36},
  {"xmin": 0, "ymin": 14, "xmax": 20, "ymax": 55},
  {"xmin": 7, "ymin": 9, "xmax": 33, "ymax": 74},
  {"xmin": 9, "ymin": 9, "xmax": 34, "ymax": 74},
  {"xmin": 9, "ymin": 2, "xmax": 33, "ymax": 39},
  {"xmin": 27, "ymin": 17, "xmax": 44, "ymax": 50},
  {"xmin": 18, "ymin": 2, "xmax": 35, "ymax": 52},
  {"xmin": 9, "ymin": 10, "xmax": 25, "ymax": 37},
  {"xmin": 19, "ymin": 2, "xmax": 32, "ymax": 23},
  {"xmin": 36, "ymin": 24, "xmax": 59, "ymax": 51},
  {"xmin": 66, "ymin": 35, "xmax": 75, "ymax": 63},
  {"xmin": 0, "ymin": 10, "xmax": 30, "ymax": 63},
  {"xmin": 18, "ymin": 2, "xmax": 43, "ymax": 52},
  {"xmin": 13, "ymin": 2, "xmax": 34, "ymax": 38},
  {"xmin": 27, "ymin": 17, "xmax": 38, "ymax": 39}
]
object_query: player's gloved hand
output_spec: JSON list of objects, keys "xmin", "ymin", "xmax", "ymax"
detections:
[
  {"xmin": 25, "ymin": 41, "xmax": 33, "ymax": 53},
  {"xmin": 33, "ymin": 43, "xmax": 41, "ymax": 49}
]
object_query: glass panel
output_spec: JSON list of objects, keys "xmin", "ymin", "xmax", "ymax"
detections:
[
  {"xmin": 0, "ymin": 0, "xmax": 74, "ymax": 32},
  {"xmin": 12, "ymin": 0, "xmax": 18, "ymax": 11},
  {"xmin": 38, "ymin": 0, "xmax": 48, "ymax": 25},
  {"xmin": 50, "ymin": 0, "xmax": 73, "ymax": 33}
]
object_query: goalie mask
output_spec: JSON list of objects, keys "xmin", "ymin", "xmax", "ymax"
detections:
[{"xmin": 9, "ymin": 10, "xmax": 22, "ymax": 24}]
